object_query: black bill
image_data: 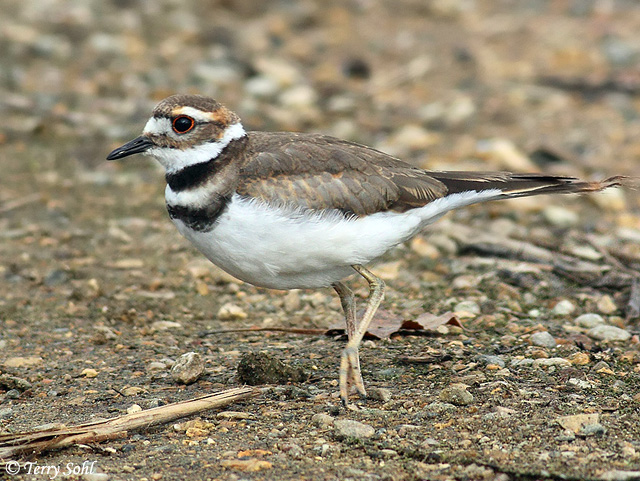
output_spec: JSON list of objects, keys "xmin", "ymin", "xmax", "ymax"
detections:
[{"xmin": 106, "ymin": 136, "xmax": 154, "ymax": 160}]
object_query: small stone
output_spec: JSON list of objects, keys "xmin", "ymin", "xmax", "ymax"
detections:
[
  {"xmin": 543, "ymin": 206, "xmax": 579, "ymax": 227},
  {"xmin": 439, "ymin": 384, "xmax": 473, "ymax": 406},
  {"xmin": 587, "ymin": 325, "xmax": 631, "ymax": 341},
  {"xmin": 454, "ymin": 300, "xmax": 480, "ymax": 318},
  {"xmin": 311, "ymin": 413, "xmax": 335, "ymax": 427},
  {"xmin": 476, "ymin": 138, "xmax": 537, "ymax": 171},
  {"xmin": 567, "ymin": 378, "xmax": 594, "ymax": 389},
  {"xmin": 552, "ymin": 300, "xmax": 576, "ymax": 316},
  {"xmin": 478, "ymin": 355, "xmax": 505, "ymax": 368},
  {"xmin": 147, "ymin": 361, "xmax": 167, "ymax": 372},
  {"xmin": 171, "ymin": 352, "xmax": 205, "ymax": 385},
  {"xmin": 122, "ymin": 386, "xmax": 145, "ymax": 396},
  {"xmin": 424, "ymin": 401, "xmax": 457, "ymax": 414},
  {"xmin": 530, "ymin": 331, "xmax": 556, "ymax": 348},
  {"xmin": 592, "ymin": 361, "xmax": 611, "ymax": 371},
  {"xmin": 0, "ymin": 407, "xmax": 14, "ymax": 418},
  {"xmin": 81, "ymin": 368, "xmax": 99, "ymax": 378},
  {"xmin": 334, "ymin": 419, "xmax": 375, "ymax": 440},
  {"xmin": 283, "ymin": 290, "xmax": 301, "ymax": 312},
  {"xmin": 217, "ymin": 303, "xmax": 248, "ymax": 320},
  {"xmin": 245, "ymin": 75, "xmax": 280, "ymax": 98},
  {"xmin": 0, "ymin": 374, "xmax": 32, "ymax": 391},
  {"xmin": 127, "ymin": 404, "xmax": 142, "ymax": 414},
  {"xmin": 236, "ymin": 352, "xmax": 307, "ymax": 385},
  {"xmin": 5, "ymin": 389, "xmax": 20, "ymax": 400},
  {"xmin": 574, "ymin": 313, "xmax": 605, "ymax": 328},
  {"xmin": 568, "ymin": 352, "xmax": 591, "ymax": 366},
  {"xmin": 83, "ymin": 473, "xmax": 110, "ymax": 481},
  {"xmin": 410, "ymin": 237, "xmax": 440, "ymax": 258},
  {"xmin": 150, "ymin": 321, "xmax": 182, "ymax": 331},
  {"xmin": 579, "ymin": 423, "xmax": 606, "ymax": 436},
  {"xmin": 533, "ymin": 358, "xmax": 571, "ymax": 369},
  {"xmin": 368, "ymin": 387, "xmax": 392, "ymax": 402},
  {"xmin": 598, "ymin": 295, "xmax": 618, "ymax": 314},
  {"xmin": 279, "ymin": 85, "xmax": 318, "ymax": 109},
  {"xmin": 4, "ymin": 356, "xmax": 43, "ymax": 368},
  {"xmin": 600, "ymin": 470, "xmax": 640, "ymax": 481},
  {"xmin": 280, "ymin": 443, "xmax": 304, "ymax": 459}
]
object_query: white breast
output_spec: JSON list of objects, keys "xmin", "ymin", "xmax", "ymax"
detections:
[{"xmin": 170, "ymin": 190, "xmax": 501, "ymax": 289}]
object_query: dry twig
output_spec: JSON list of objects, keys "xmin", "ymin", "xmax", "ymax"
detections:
[{"xmin": 0, "ymin": 387, "xmax": 258, "ymax": 460}]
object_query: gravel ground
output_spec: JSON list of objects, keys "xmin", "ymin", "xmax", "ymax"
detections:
[{"xmin": 2, "ymin": 1, "xmax": 640, "ymax": 480}]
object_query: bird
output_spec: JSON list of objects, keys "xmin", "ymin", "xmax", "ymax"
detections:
[{"xmin": 107, "ymin": 94, "xmax": 623, "ymax": 406}]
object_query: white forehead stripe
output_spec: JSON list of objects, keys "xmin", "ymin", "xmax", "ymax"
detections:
[
  {"xmin": 143, "ymin": 117, "xmax": 171, "ymax": 135},
  {"xmin": 146, "ymin": 122, "xmax": 246, "ymax": 173},
  {"xmin": 173, "ymin": 106, "xmax": 221, "ymax": 123}
]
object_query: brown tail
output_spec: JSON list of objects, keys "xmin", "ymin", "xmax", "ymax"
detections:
[{"xmin": 429, "ymin": 172, "xmax": 627, "ymax": 199}]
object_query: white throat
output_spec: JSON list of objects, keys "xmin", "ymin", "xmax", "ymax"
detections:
[{"xmin": 144, "ymin": 122, "xmax": 246, "ymax": 173}]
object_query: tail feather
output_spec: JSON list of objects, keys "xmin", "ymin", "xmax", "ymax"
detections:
[{"xmin": 429, "ymin": 172, "xmax": 627, "ymax": 200}]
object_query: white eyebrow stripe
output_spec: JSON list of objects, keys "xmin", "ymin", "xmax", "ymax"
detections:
[{"xmin": 173, "ymin": 106, "xmax": 220, "ymax": 123}]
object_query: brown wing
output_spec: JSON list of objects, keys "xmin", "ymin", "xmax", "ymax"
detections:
[
  {"xmin": 237, "ymin": 132, "xmax": 623, "ymax": 216},
  {"xmin": 237, "ymin": 132, "xmax": 448, "ymax": 216}
]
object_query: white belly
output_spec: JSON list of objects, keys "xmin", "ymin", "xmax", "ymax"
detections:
[{"xmin": 170, "ymin": 190, "xmax": 501, "ymax": 289}]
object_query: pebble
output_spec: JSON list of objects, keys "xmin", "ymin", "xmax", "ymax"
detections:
[
  {"xmin": 579, "ymin": 423, "xmax": 606, "ymax": 436},
  {"xmin": 567, "ymin": 378, "xmax": 594, "ymax": 389},
  {"xmin": 0, "ymin": 374, "xmax": 32, "ymax": 391},
  {"xmin": 283, "ymin": 290, "xmax": 301, "ymax": 312},
  {"xmin": 5, "ymin": 390, "xmax": 20, "ymax": 400},
  {"xmin": 217, "ymin": 303, "xmax": 248, "ymax": 320},
  {"xmin": 530, "ymin": 331, "xmax": 556, "ymax": 348},
  {"xmin": 478, "ymin": 355, "xmax": 505, "ymax": 368},
  {"xmin": 333, "ymin": 419, "xmax": 375, "ymax": 440},
  {"xmin": 0, "ymin": 407, "xmax": 14, "ymax": 418},
  {"xmin": 147, "ymin": 361, "xmax": 167, "ymax": 372},
  {"xmin": 82, "ymin": 473, "xmax": 110, "ymax": 481},
  {"xmin": 568, "ymin": 352, "xmax": 591, "ymax": 366},
  {"xmin": 476, "ymin": 138, "xmax": 537, "ymax": 171},
  {"xmin": 542, "ymin": 206, "xmax": 579, "ymax": 227},
  {"xmin": 533, "ymin": 358, "xmax": 571, "ymax": 369},
  {"xmin": 454, "ymin": 300, "xmax": 481, "ymax": 317},
  {"xmin": 4, "ymin": 356, "xmax": 43, "ymax": 368},
  {"xmin": 587, "ymin": 325, "xmax": 631, "ymax": 341},
  {"xmin": 598, "ymin": 295, "xmax": 618, "ymax": 314},
  {"xmin": 171, "ymin": 352, "xmax": 205, "ymax": 385},
  {"xmin": 600, "ymin": 470, "xmax": 640, "ymax": 481},
  {"xmin": 127, "ymin": 404, "xmax": 142, "ymax": 414},
  {"xmin": 368, "ymin": 387, "xmax": 392, "ymax": 402},
  {"xmin": 552, "ymin": 300, "xmax": 576, "ymax": 316},
  {"xmin": 236, "ymin": 352, "xmax": 307, "ymax": 385},
  {"xmin": 439, "ymin": 384, "xmax": 473, "ymax": 406},
  {"xmin": 574, "ymin": 313, "xmax": 605, "ymax": 328},
  {"xmin": 311, "ymin": 413, "xmax": 335, "ymax": 427},
  {"xmin": 423, "ymin": 402, "xmax": 457, "ymax": 414}
]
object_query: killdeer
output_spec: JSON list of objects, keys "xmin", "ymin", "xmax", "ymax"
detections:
[{"xmin": 107, "ymin": 94, "xmax": 622, "ymax": 406}]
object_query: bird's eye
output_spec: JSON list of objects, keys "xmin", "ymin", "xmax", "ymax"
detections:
[{"xmin": 172, "ymin": 115, "xmax": 195, "ymax": 134}]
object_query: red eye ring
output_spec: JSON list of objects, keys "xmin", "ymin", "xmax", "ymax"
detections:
[{"xmin": 172, "ymin": 115, "xmax": 195, "ymax": 134}]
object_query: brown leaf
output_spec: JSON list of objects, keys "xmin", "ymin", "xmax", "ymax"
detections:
[
  {"xmin": 326, "ymin": 310, "xmax": 462, "ymax": 340},
  {"xmin": 411, "ymin": 312, "xmax": 463, "ymax": 330}
]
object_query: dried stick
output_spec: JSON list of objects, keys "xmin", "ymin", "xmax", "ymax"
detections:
[{"xmin": 0, "ymin": 387, "xmax": 258, "ymax": 459}]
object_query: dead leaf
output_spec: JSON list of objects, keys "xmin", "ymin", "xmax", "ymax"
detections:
[
  {"xmin": 557, "ymin": 413, "xmax": 599, "ymax": 433},
  {"xmin": 327, "ymin": 310, "xmax": 462, "ymax": 340}
]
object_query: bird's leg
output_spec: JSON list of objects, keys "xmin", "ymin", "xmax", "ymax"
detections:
[
  {"xmin": 332, "ymin": 281, "xmax": 363, "ymax": 395},
  {"xmin": 337, "ymin": 265, "xmax": 385, "ymax": 407}
]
